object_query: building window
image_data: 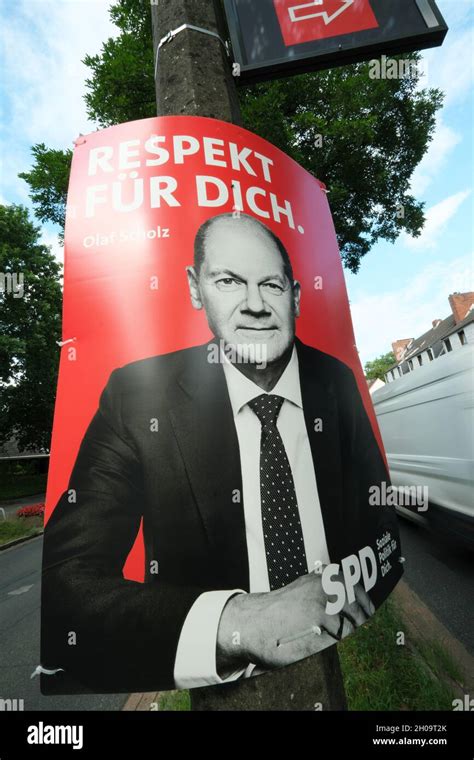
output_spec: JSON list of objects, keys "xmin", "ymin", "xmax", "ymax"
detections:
[
  {"xmin": 417, "ymin": 355, "xmax": 423, "ymax": 366},
  {"xmin": 444, "ymin": 338, "xmax": 452, "ymax": 352},
  {"xmin": 408, "ymin": 359, "xmax": 414, "ymax": 370},
  {"xmin": 398, "ymin": 366, "xmax": 402, "ymax": 377},
  {"xmin": 427, "ymin": 349, "xmax": 434, "ymax": 361},
  {"xmin": 458, "ymin": 330, "xmax": 467, "ymax": 346}
]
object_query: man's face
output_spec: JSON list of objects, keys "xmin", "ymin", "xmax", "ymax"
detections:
[{"xmin": 187, "ymin": 219, "xmax": 300, "ymax": 365}]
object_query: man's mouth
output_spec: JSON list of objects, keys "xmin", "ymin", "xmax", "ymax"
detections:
[
  {"xmin": 236, "ymin": 326, "xmax": 278, "ymax": 331},
  {"xmin": 235, "ymin": 327, "xmax": 279, "ymax": 341}
]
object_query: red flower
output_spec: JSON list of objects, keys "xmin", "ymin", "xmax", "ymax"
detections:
[{"xmin": 16, "ymin": 503, "xmax": 45, "ymax": 518}]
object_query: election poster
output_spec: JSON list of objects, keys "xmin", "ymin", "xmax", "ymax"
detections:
[{"xmin": 40, "ymin": 115, "xmax": 403, "ymax": 694}]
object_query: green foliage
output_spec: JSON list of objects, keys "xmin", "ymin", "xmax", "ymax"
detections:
[
  {"xmin": 18, "ymin": 144, "xmax": 72, "ymax": 245},
  {"xmin": 0, "ymin": 472, "xmax": 47, "ymax": 500},
  {"xmin": 19, "ymin": 0, "xmax": 443, "ymax": 273},
  {"xmin": 365, "ymin": 351, "xmax": 396, "ymax": 381},
  {"xmin": 240, "ymin": 64, "xmax": 441, "ymax": 271},
  {"xmin": 83, "ymin": 0, "xmax": 155, "ymax": 128},
  {"xmin": 0, "ymin": 205, "xmax": 62, "ymax": 451}
]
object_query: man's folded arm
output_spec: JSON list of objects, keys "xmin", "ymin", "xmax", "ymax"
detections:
[{"xmin": 41, "ymin": 369, "xmax": 216, "ymax": 693}]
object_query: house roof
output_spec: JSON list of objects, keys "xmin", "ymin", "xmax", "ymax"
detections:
[{"xmin": 386, "ymin": 307, "xmax": 474, "ymax": 372}]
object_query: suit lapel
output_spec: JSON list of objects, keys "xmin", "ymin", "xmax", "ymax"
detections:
[
  {"xmin": 168, "ymin": 344, "xmax": 250, "ymax": 591},
  {"xmin": 296, "ymin": 340, "xmax": 346, "ymax": 564}
]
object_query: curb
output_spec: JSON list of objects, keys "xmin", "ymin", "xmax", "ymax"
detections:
[
  {"xmin": 0, "ymin": 530, "xmax": 44, "ymax": 552},
  {"xmin": 122, "ymin": 692, "xmax": 161, "ymax": 711},
  {"xmin": 393, "ymin": 579, "xmax": 474, "ymax": 693}
]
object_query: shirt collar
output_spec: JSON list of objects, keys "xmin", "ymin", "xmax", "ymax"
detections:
[{"xmin": 222, "ymin": 344, "xmax": 302, "ymax": 416}]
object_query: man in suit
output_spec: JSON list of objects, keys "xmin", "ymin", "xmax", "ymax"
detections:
[{"xmin": 41, "ymin": 212, "xmax": 402, "ymax": 694}]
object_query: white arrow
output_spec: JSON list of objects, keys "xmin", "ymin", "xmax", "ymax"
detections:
[
  {"xmin": 289, "ymin": 0, "xmax": 354, "ymax": 25},
  {"xmin": 8, "ymin": 584, "xmax": 33, "ymax": 596}
]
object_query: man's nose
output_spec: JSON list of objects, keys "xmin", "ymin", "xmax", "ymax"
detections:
[{"xmin": 243, "ymin": 283, "xmax": 266, "ymax": 313}]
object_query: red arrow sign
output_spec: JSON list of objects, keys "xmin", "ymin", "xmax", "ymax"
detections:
[{"xmin": 273, "ymin": 0, "xmax": 379, "ymax": 46}]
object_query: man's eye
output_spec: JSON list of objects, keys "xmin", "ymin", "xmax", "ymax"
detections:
[
  {"xmin": 215, "ymin": 278, "xmax": 242, "ymax": 291},
  {"xmin": 262, "ymin": 282, "xmax": 284, "ymax": 294}
]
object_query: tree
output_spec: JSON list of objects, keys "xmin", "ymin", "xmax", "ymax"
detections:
[
  {"xmin": 83, "ymin": 0, "xmax": 155, "ymax": 128},
  {"xmin": 18, "ymin": 144, "xmax": 73, "ymax": 245},
  {"xmin": 364, "ymin": 352, "xmax": 396, "ymax": 381},
  {"xmin": 0, "ymin": 205, "xmax": 62, "ymax": 451},
  {"xmin": 19, "ymin": 0, "xmax": 443, "ymax": 272}
]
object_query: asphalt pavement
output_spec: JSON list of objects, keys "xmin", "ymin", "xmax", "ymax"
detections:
[
  {"xmin": 0, "ymin": 536, "xmax": 127, "ymax": 711},
  {"xmin": 398, "ymin": 518, "xmax": 474, "ymax": 655}
]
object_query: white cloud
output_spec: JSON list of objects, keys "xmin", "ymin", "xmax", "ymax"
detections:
[
  {"xmin": 403, "ymin": 189, "xmax": 471, "ymax": 250},
  {"xmin": 2, "ymin": 1, "xmax": 117, "ymax": 151},
  {"xmin": 350, "ymin": 252, "xmax": 474, "ymax": 365},
  {"xmin": 437, "ymin": 0, "xmax": 473, "ymax": 29},
  {"xmin": 0, "ymin": 146, "xmax": 35, "ymax": 205},
  {"xmin": 410, "ymin": 118, "xmax": 462, "ymax": 195},
  {"xmin": 423, "ymin": 26, "xmax": 474, "ymax": 107}
]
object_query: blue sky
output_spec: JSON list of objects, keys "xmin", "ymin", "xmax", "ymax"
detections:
[{"xmin": 1, "ymin": 0, "xmax": 473, "ymax": 365}]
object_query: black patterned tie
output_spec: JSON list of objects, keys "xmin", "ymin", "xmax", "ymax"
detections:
[{"xmin": 248, "ymin": 393, "xmax": 308, "ymax": 590}]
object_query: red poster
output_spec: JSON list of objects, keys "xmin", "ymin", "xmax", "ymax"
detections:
[
  {"xmin": 273, "ymin": 0, "xmax": 379, "ymax": 47},
  {"xmin": 41, "ymin": 116, "xmax": 402, "ymax": 695}
]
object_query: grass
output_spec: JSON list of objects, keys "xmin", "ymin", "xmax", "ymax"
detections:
[
  {"xmin": 0, "ymin": 516, "xmax": 44, "ymax": 546},
  {"xmin": 416, "ymin": 637, "xmax": 463, "ymax": 684},
  {"xmin": 338, "ymin": 598, "xmax": 457, "ymax": 711},
  {"xmin": 155, "ymin": 598, "xmax": 457, "ymax": 711},
  {"xmin": 0, "ymin": 473, "xmax": 47, "ymax": 500},
  {"xmin": 157, "ymin": 690, "xmax": 191, "ymax": 711}
]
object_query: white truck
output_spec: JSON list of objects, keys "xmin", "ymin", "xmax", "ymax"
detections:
[{"xmin": 371, "ymin": 343, "xmax": 474, "ymax": 548}]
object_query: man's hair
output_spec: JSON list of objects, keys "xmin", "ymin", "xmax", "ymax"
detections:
[{"xmin": 194, "ymin": 213, "xmax": 295, "ymax": 284}]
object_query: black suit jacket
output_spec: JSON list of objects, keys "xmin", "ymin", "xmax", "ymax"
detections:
[{"xmin": 41, "ymin": 339, "xmax": 402, "ymax": 693}]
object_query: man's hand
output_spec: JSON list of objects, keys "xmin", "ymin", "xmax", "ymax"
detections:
[{"xmin": 216, "ymin": 570, "xmax": 375, "ymax": 676}]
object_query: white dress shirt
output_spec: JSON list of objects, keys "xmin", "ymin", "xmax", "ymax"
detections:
[{"xmin": 173, "ymin": 345, "xmax": 330, "ymax": 689}]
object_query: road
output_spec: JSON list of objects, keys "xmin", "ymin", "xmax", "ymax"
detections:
[
  {"xmin": 0, "ymin": 536, "xmax": 127, "ymax": 711},
  {"xmin": 398, "ymin": 518, "xmax": 474, "ymax": 655}
]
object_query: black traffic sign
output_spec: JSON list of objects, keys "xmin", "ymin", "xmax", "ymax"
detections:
[{"xmin": 224, "ymin": 0, "xmax": 448, "ymax": 84}]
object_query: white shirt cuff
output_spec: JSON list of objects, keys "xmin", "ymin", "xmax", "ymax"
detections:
[{"xmin": 173, "ymin": 589, "xmax": 249, "ymax": 689}]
